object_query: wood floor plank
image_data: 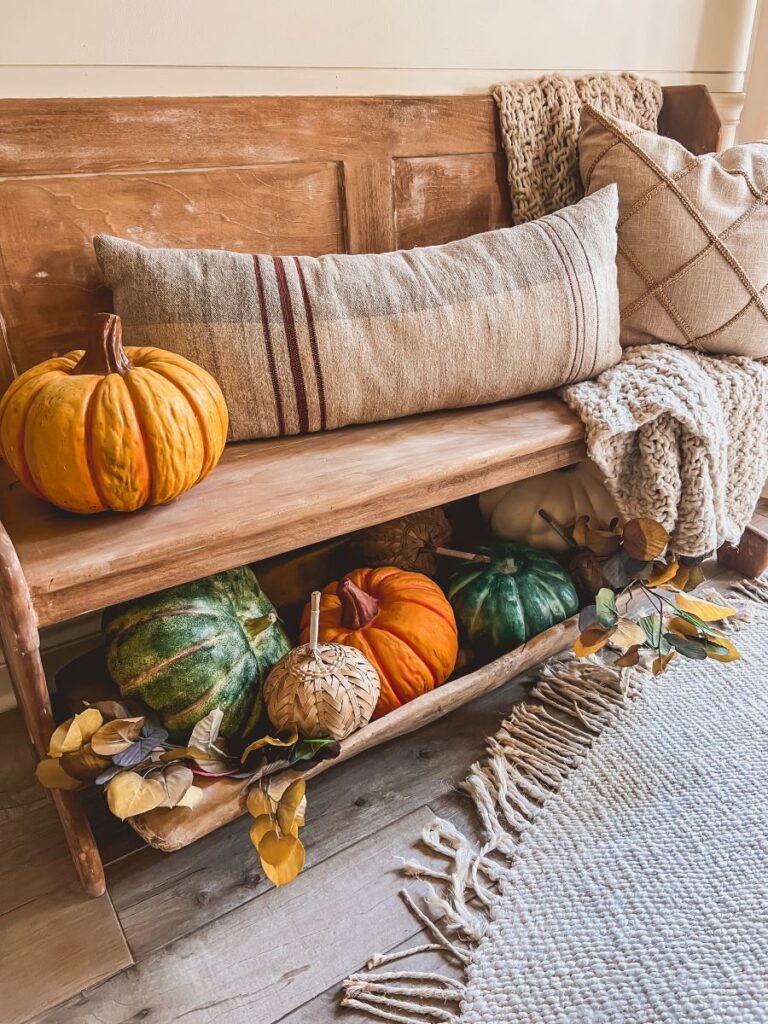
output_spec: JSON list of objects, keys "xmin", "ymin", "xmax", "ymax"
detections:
[
  {"xmin": 276, "ymin": 940, "xmax": 466, "ymax": 1023},
  {"xmin": 106, "ymin": 673, "xmax": 529, "ymax": 960},
  {"xmin": 0, "ymin": 710, "xmax": 132, "ymax": 1024},
  {"xmin": 32, "ymin": 807, "xmax": 450, "ymax": 1024}
]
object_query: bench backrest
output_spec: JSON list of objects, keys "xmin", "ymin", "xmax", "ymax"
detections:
[{"xmin": 0, "ymin": 86, "xmax": 721, "ymax": 391}]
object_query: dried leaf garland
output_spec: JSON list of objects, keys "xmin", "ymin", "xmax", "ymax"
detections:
[
  {"xmin": 567, "ymin": 512, "xmax": 740, "ymax": 676},
  {"xmin": 246, "ymin": 776, "xmax": 308, "ymax": 886}
]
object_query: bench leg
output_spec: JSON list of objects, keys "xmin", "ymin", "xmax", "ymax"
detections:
[
  {"xmin": 0, "ymin": 525, "xmax": 105, "ymax": 897},
  {"xmin": 717, "ymin": 524, "xmax": 768, "ymax": 579}
]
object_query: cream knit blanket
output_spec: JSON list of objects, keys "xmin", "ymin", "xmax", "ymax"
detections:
[{"xmin": 561, "ymin": 345, "xmax": 768, "ymax": 557}]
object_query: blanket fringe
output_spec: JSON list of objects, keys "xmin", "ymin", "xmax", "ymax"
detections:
[{"xmin": 340, "ymin": 581, "xmax": 763, "ymax": 1020}]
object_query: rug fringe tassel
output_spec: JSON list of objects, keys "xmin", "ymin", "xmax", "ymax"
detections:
[{"xmin": 340, "ymin": 576, "xmax": 767, "ymax": 1020}]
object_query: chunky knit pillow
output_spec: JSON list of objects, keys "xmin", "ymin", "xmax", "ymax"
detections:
[
  {"xmin": 579, "ymin": 104, "xmax": 768, "ymax": 357},
  {"xmin": 95, "ymin": 186, "xmax": 621, "ymax": 442}
]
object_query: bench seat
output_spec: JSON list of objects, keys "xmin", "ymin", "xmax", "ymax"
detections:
[{"xmin": 0, "ymin": 396, "xmax": 584, "ymax": 628}]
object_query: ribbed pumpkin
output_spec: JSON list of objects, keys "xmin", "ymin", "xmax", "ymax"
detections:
[
  {"xmin": 299, "ymin": 567, "xmax": 458, "ymax": 718},
  {"xmin": 479, "ymin": 462, "xmax": 617, "ymax": 553},
  {"xmin": 447, "ymin": 542, "xmax": 579, "ymax": 653},
  {"xmin": 0, "ymin": 313, "xmax": 228, "ymax": 514},
  {"xmin": 104, "ymin": 567, "xmax": 290, "ymax": 738}
]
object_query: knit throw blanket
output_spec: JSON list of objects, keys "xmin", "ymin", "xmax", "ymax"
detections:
[
  {"xmin": 492, "ymin": 73, "xmax": 662, "ymax": 224},
  {"xmin": 561, "ymin": 345, "xmax": 768, "ymax": 557}
]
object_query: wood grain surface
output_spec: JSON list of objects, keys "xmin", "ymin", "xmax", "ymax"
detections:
[
  {"xmin": 0, "ymin": 397, "xmax": 585, "ymax": 627},
  {"xmin": 0, "ymin": 89, "xmax": 718, "ymax": 386}
]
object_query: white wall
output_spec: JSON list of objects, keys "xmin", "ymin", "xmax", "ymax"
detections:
[
  {"xmin": 0, "ymin": 0, "xmax": 761, "ymax": 710},
  {"xmin": 0, "ymin": 0, "xmax": 758, "ymax": 148},
  {"xmin": 739, "ymin": 0, "xmax": 768, "ymax": 141}
]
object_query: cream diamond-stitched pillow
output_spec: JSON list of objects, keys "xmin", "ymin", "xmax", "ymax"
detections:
[{"xmin": 579, "ymin": 104, "xmax": 768, "ymax": 357}]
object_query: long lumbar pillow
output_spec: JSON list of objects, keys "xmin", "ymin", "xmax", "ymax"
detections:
[
  {"xmin": 580, "ymin": 105, "xmax": 768, "ymax": 357},
  {"xmin": 94, "ymin": 185, "xmax": 620, "ymax": 442}
]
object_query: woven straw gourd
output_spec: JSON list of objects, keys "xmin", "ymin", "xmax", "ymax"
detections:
[
  {"xmin": 351, "ymin": 507, "xmax": 452, "ymax": 575},
  {"xmin": 264, "ymin": 593, "xmax": 380, "ymax": 741}
]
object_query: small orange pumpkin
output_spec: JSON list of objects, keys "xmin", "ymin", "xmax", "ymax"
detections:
[
  {"xmin": 0, "ymin": 313, "xmax": 228, "ymax": 514},
  {"xmin": 299, "ymin": 567, "xmax": 458, "ymax": 718}
]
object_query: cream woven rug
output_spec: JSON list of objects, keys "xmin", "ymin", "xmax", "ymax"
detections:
[{"xmin": 343, "ymin": 580, "xmax": 768, "ymax": 1022}]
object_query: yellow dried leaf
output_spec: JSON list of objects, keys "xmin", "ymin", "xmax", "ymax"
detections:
[
  {"xmin": 703, "ymin": 635, "xmax": 741, "ymax": 663},
  {"xmin": 611, "ymin": 618, "xmax": 646, "ymax": 650},
  {"xmin": 90, "ymin": 716, "xmax": 145, "ymax": 756},
  {"xmin": 249, "ymin": 813, "xmax": 277, "ymax": 849},
  {"xmin": 652, "ymin": 650, "xmax": 677, "ymax": 675},
  {"xmin": 35, "ymin": 757, "xmax": 82, "ymax": 790},
  {"xmin": 49, "ymin": 708, "xmax": 103, "ymax": 757},
  {"xmin": 175, "ymin": 785, "xmax": 204, "ymax": 810},
  {"xmin": 646, "ymin": 558, "xmax": 679, "ymax": 587},
  {"xmin": 667, "ymin": 615, "xmax": 697, "ymax": 638},
  {"xmin": 241, "ymin": 729, "xmax": 299, "ymax": 763},
  {"xmin": 106, "ymin": 771, "xmax": 167, "ymax": 820},
  {"xmin": 574, "ymin": 626, "xmax": 610, "ymax": 657},
  {"xmin": 277, "ymin": 778, "xmax": 306, "ymax": 835},
  {"xmin": 246, "ymin": 786, "xmax": 274, "ymax": 819},
  {"xmin": 59, "ymin": 744, "xmax": 112, "ymax": 783},
  {"xmin": 585, "ymin": 529, "xmax": 621, "ymax": 557},
  {"xmin": 571, "ymin": 515, "xmax": 590, "ymax": 547},
  {"xmin": 667, "ymin": 564, "xmax": 690, "ymax": 591},
  {"xmin": 258, "ymin": 830, "xmax": 306, "ymax": 886},
  {"xmin": 622, "ymin": 518, "xmax": 669, "ymax": 561},
  {"xmin": 294, "ymin": 796, "xmax": 307, "ymax": 828},
  {"xmin": 675, "ymin": 592, "xmax": 737, "ymax": 622},
  {"xmin": 143, "ymin": 763, "xmax": 195, "ymax": 808}
]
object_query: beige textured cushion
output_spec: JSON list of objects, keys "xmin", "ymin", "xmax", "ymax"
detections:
[
  {"xmin": 94, "ymin": 186, "xmax": 621, "ymax": 442},
  {"xmin": 579, "ymin": 104, "xmax": 768, "ymax": 357}
]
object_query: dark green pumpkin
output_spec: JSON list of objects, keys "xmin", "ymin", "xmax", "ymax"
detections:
[
  {"xmin": 103, "ymin": 567, "xmax": 291, "ymax": 738},
  {"xmin": 447, "ymin": 542, "xmax": 579, "ymax": 652}
]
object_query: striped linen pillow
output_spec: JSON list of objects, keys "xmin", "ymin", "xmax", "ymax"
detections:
[{"xmin": 94, "ymin": 185, "xmax": 620, "ymax": 442}]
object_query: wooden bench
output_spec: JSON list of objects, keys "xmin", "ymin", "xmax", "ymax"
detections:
[{"xmin": 0, "ymin": 86, "xmax": 728, "ymax": 896}]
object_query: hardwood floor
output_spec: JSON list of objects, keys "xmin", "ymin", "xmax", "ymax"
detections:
[
  {"xmin": 0, "ymin": 711, "xmax": 131, "ymax": 1024},
  {"xmin": 5, "ymin": 667, "xmax": 524, "ymax": 1023},
  {"xmin": 1, "ymin": 564, "xmax": 751, "ymax": 1023}
]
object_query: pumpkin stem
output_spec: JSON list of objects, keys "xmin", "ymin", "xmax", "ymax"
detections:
[
  {"xmin": 338, "ymin": 578, "xmax": 379, "ymax": 630},
  {"xmin": 73, "ymin": 313, "xmax": 133, "ymax": 376},
  {"xmin": 244, "ymin": 611, "xmax": 277, "ymax": 641}
]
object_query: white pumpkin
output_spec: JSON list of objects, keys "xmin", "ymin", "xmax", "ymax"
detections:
[{"xmin": 479, "ymin": 462, "xmax": 618, "ymax": 554}]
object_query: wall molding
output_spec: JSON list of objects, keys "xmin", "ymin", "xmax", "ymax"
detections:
[{"xmin": 0, "ymin": 66, "xmax": 746, "ymax": 99}]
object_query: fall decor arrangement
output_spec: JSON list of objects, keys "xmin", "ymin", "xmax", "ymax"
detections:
[
  {"xmin": 37, "ymin": 700, "xmax": 338, "ymax": 885},
  {"xmin": 300, "ymin": 567, "xmax": 459, "ymax": 718},
  {"xmin": 265, "ymin": 591, "xmax": 381, "ymax": 740},
  {"xmin": 34, "ymin": 487, "xmax": 746, "ymax": 892},
  {"xmin": 104, "ymin": 567, "xmax": 291, "ymax": 738},
  {"xmin": 447, "ymin": 542, "xmax": 580, "ymax": 653},
  {"xmin": 350, "ymin": 508, "xmax": 453, "ymax": 575},
  {"xmin": 479, "ymin": 462, "xmax": 617, "ymax": 553},
  {"xmin": 562, "ymin": 515, "xmax": 741, "ymax": 673},
  {"xmin": 0, "ymin": 312, "xmax": 228, "ymax": 513}
]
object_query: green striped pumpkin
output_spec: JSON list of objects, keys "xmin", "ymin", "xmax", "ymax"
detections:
[
  {"xmin": 103, "ymin": 567, "xmax": 291, "ymax": 738},
  {"xmin": 447, "ymin": 542, "xmax": 579, "ymax": 653}
]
